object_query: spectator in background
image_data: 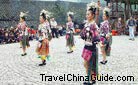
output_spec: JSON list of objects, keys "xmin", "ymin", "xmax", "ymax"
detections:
[
  {"xmin": 62, "ymin": 25, "xmax": 66, "ymax": 35},
  {"xmin": 135, "ymin": 17, "xmax": 138, "ymax": 35},
  {"xmin": 127, "ymin": 16, "xmax": 136, "ymax": 41},
  {"xmin": 50, "ymin": 18, "xmax": 58, "ymax": 38},
  {"xmin": 116, "ymin": 18, "xmax": 123, "ymax": 35},
  {"xmin": 58, "ymin": 25, "xmax": 63, "ymax": 36},
  {"xmin": 3, "ymin": 32, "xmax": 9, "ymax": 44}
]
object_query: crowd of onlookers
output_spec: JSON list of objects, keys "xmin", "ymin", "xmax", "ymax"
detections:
[
  {"xmin": 0, "ymin": 24, "xmax": 67, "ymax": 45},
  {"xmin": 0, "ymin": 27, "xmax": 20, "ymax": 44},
  {"xmin": 0, "ymin": 16, "xmax": 137, "ymax": 44},
  {"xmin": 115, "ymin": 16, "xmax": 138, "ymax": 36},
  {"xmin": 0, "ymin": 27, "xmax": 36, "ymax": 45}
]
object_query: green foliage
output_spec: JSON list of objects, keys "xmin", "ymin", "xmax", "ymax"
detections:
[{"xmin": 0, "ymin": 1, "xmax": 87, "ymax": 27}]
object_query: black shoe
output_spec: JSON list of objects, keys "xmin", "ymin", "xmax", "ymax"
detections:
[
  {"xmin": 105, "ymin": 60, "xmax": 108, "ymax": 63},
  {"xmin": 24, "ymin": 53, "xmax": 27, "ymax": 55},
  {"xmin": 91, "ymin": 80, "xmax": 96, "ymax": 84},
  {"xmin": 21, "ymin": 54, "xmax": 24, "ymax": 56},
  {"xmin": 83, "ymin": 82, "xmax": 91, "ymax": 85},
  {"xmin": 43, "ymin": 60, "xmax": 46, "ymax": 65},
  {"xmin": 67, "ymin": 51, "xmax": 73, "ymax": 54},
  {"xmin": 39, "ymin": 60, "xmax": 46, "ymax": 66},
  {"xmin": 129, "ymin": 38, "xmax": 132, "ymax": 40},
  {"xmin": 39, "ymin": 63, "xmax": 44, "ymax": 66},
  {"xmin": 39, "ymin": 63, "xmax": 46, "ymax": 66},
  {"xmin": 43, "ymin": 63, "xmax": 46, "ymax": 65},
  {"xmin": 21, "ymin": 53, "xmax": 27, "ymax": 56},
  {"xmin": 100, "ymin": 61, "xmax": 107, "ymax": 65}
]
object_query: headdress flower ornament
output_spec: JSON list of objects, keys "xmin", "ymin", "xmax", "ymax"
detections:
[
  {"xmin": 20, "ymin": 11, "xmax": 28, "ymax": 18},
  {"xmin": 87, "ymin": 1, "xmax": 99, "ymax": 11},
  {"xmin": 103, "ymin": 7, "xmax": 111, "ymax": 16},
  {"xmin": 40, "ymin": 9, "xmax": 52, "ymax": 18},
  {"xmin": 67, "ymin": 11, "xmax": 74, "ymax": 16}
]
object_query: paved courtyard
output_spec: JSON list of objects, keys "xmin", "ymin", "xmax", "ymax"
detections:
[{"xmin": 0, "ymin": 35, "xmax": 138, "ymax": 85}]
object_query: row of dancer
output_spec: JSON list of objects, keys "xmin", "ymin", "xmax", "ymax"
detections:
[
  {"xmin": 16, "ymin": 1, "xmax": 112, "ymax": 84},
  {"xmin": 16, "ymin": 9, "xmax": 75, "ymax": 66}
]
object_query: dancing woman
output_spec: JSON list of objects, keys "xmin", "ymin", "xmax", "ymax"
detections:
[
  {"xmin": 99, "ymin": 7, "xmax": 112, "ymax": 65},
  {"xmin": 36, "ymin": 9, "xmax": 51, "ymax": 66},
  {"xmin": 17, "ymin": 12, "xmax": 30, "ymax": 56},
  {"xmin": 66, "ymin": 11, "xmax": 75, "ymax": 53},
  {"xmin": 80, "ymin": 2, "xmax": 100, "ymax": 84}
]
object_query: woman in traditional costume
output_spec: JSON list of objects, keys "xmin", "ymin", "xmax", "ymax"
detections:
[
  {"xmin": 66, "ymin": 11, "xmax": 75, "ymax": 53},
  {"xmin": 36, "ymin": 9, "xmax": 52, "ymax": 66},
  {"xmin": 17, "ymin": 12, "xmax": 30, "ymax": 56},
  {"xmin": 80, "ymin": 2, "xmax": 100, "ymax": 84},
  {"xmin": 99, "ymin": 7, "xmax": 112, "ymax": 65}
]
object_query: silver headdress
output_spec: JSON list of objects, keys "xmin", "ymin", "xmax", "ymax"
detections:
[
  {"xmin": 103, "ymin": 7, "xmax": 111, "ymax": 16},
  {"xmin": 19, "ymin": 11, "xmax": 28, "ymax": 18},
  {"xmin": 40, "ymin": 9, "xmax": 51, "ymax": 19},
  {"xmin": 67, "ymin": 11, "xmax": 74, "ymax": 16}
]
